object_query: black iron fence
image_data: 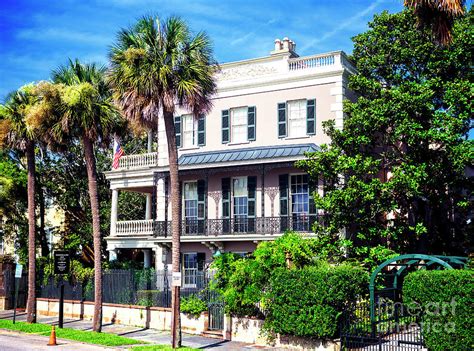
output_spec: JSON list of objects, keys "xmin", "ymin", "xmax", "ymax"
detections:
[
  {"xmin": 38, "ymin": 269, "xmax": 208, "ymax": 308},
  {"xmin": 341, "ymin": 298, "xmax": 425, "ymax": 350},
  {"xmin": 2, "ymin": 269, "xmax": 27, "ymax": 309},
  {"xmin": 155, "ymin": 215, "xmax": 325, "ymax": 237}
]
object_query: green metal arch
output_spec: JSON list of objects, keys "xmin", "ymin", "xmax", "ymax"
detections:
[{"xmin": 368, "ymin": 254, "xmax": 466, "ymax": 327}]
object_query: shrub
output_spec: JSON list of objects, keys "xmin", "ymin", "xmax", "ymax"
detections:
[
  {"xmin": 264, "ymin": 263, "xmax": 368, "ymax": 338},
  {"xmin": 403, "ymin": 269, "xmax": 474, "ymax": 351},
  {"xmin": 180, "ymin": 295, "xmax": 207, "ymax": 317},
  {"xmin": 211, "ymin": 232, "xmax": 325, "ymax": 317}
]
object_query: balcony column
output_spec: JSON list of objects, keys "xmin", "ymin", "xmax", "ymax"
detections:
[
  {"xmin": 110, "ymin": 189, "xmax": 119, "ymax": 236},
  {"xmin": 143, "ymin": 249, "xmax": 152, "ymax": 268},
  {"xmin": 147, "ymin": 130, "xmax": 153, "ymax": 152},
  {"xmin": 109, "ymin": 248, "xmax": 118, "ymax": 262},
  {"xmin": 145, "ymin": 193, "xmax": 152, "ymax": 220}
]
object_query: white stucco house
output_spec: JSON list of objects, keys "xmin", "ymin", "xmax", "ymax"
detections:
[{"xmin": 104, "ymin": 38, "xmax": 356, "ymax": 279}]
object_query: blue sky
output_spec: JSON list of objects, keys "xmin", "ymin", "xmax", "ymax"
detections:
[{"xmin": 0, "ymin": 0, "xmax": 404, "ymax": 101}]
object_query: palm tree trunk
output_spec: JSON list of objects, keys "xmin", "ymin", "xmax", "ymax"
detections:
[
  {"xmin": 38, "ymin": 183, "xmax": 49, "ymax": 257},
  {"xmin": 163, "ymin": 112, "xmax": 181, "ymax": 348},
  {"xmin": 82, "ymin": 135, "xmax": 102, "ymax": 332},
  {"xmin": 25, "ymin": 140, "xmax": 36, "ymax": 323}
]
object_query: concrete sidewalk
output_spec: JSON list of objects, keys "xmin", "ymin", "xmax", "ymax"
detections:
[{"xmin": 0, "ymin": 310, "xmax": 272, "ymax": 350}]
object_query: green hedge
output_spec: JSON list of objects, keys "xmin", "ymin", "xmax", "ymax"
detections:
[
  {"xmin": 403, "ymin": 269, "xmax": 474, "ymax": 351},
  {"xmin": 181, "ymin": 295, "xmax": 207, "ymax": 317},
  {"xmin": 265, "ymin": 264, "xmax": 368, "ymax": 338}
]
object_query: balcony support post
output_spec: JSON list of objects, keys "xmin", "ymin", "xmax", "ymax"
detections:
[
  {"xmin": 143, "ymin": 249, "xmax": 152, "ymax": 268},
  {"xmin": 108, "ymin": 248, "xmax": 118, "ymax": 262},
  {"xmin": 147, "ymin": 130, "xmax": 153, "ymax": 152},
  {"xmin": 145, "ymin": 193, "xmax": 152, "ymax": 220},
  {"xmin": 111, "ymin": 189, "xmax": 119, "ymax": 236}
]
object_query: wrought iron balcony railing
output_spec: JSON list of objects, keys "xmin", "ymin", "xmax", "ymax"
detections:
[{"xmin": 153, "ymin": 215, "xmax": 324, "ymax": 237}]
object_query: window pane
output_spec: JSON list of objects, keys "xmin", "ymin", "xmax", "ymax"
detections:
[
  {"xmin": 287, "ymin": 99, "xmax": 306, "ymax": 138},
  {"xmin": 182, "ymin": 114, "xmax": 195, "ymax": 147},
  {"xmin": 231, "ymin": 107, "xmax": 248, "ymax": 143},
  {"xmin": 233, "ymin": 177, "xmax": 248, "ymax": 197}
]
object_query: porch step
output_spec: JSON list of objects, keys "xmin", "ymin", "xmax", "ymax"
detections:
[{"xmin": 201, "ymin": 330, "xmax": 224, "ymax": 339}]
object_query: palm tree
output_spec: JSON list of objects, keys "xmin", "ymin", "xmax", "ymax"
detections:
[
  {"xmin": 108, "ymin": 16, "xmax": 217, "ymax": 347},
  {"xmin": 0, "ymin": 85, "xmax": 39, "ymax": 323},
  {"xmin": 405, "ymin": 0, "xmax": 466, "ymax": 45},
  {"xmin": 49, "ymin": 60, "xmax": 122, "ymax": 332}
]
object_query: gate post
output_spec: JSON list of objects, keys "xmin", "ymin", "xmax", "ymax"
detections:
[
  {"xmin": 369, "ymin": 283, "xmax": 376, "ymax": 337},
  {"xmin": 223, "ymin": 314, "xmax": 232, "ymax": 340}
]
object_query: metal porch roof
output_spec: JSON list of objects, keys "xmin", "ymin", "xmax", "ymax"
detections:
[{"xmin": 178, "ymin": 143, "xmax": 319, "ymax": 166}]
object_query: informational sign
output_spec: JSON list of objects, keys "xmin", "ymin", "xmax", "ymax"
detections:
[
  {"xmin": 171, "ymin": 272, "xmax": 182, "ymax": 287},
  {"xmin": 54, "ymin": 251, "xmax": 70, "ymax": 275},
  {"xmin": 14, "ymin": 264, "xmax": 23, "ymax": 278}
]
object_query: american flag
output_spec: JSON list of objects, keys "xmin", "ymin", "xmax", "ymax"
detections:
[{"xmin": 112, "ymin": 139, "xmax": 124, "ymax": 169}]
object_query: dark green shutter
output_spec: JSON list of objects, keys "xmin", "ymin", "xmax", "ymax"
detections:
[
  {"xmin": 222, "ymin": 178, "xmax": 231, "ymax": 233},
  {"xmin": 306, "ymin": 99, "xmax": 316, "ymax": 135},
  {"xmin": 197, "ymin": 179, "xmax": 206, "ymax": 234},
  {"xmin": 279, "ymin": 174, "xmax": 289, "ymax": 232},
  {"xmin": 247, "ymin": 106, "xmax": 256, "ymax": 141},
  {"xmin": 222, "ymin": 110, "xmax": 230, "ymax": 144},
  {"xmin": 197, "ymin": 115, "xmax": 206, "ymax": 146},
  {"xmin": 278, "ymin": 103, "xmax": 287, "ymax": 138},
  {"xmin": 197, "ymin": 179, "xmax": 206, "ymax": 220},
  {"xmin": 247, "ymin": 176, "xmax": 257, "ymax": 218},
  {"xmin": 248, "ymin": 176, "xmax": 257, "ymax": 232},
  {"xmin": 174, "ymin": 115, "xmax": 181, "ymax": 148},
  {"xmin": 279, "ymin": 174, "xmax": 289, "ymax": 216},
  {"xmin": 197, "ymin": 253, "xmax": 206, "ymax": 271}
]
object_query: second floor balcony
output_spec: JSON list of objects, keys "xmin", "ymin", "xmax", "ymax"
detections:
[{"xmin": 114, "ymin": 215, "xmax": 325, "ymax": 238}]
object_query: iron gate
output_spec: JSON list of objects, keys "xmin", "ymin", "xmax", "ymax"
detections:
[
  {"xmin": 204, "ymin": 270, "xmax": 224, "ymax": 331},
  {"xmin": 207, "ymin": 288, "xmax": 224, "ymax": 330},
  {"xmin": 341, "ymin": 297, "xmax": 425, "ymax": 350}
]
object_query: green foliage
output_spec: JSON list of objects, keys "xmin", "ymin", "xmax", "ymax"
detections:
[
  {"xmin": 180, "ymin": 295, "xmax": 207, "ymax": 317},
  {"xmin": 297, "ymin": 9, "xmax": 473, "ymax": 257},
  {"xmin": 38, "ymin": 257, "xmax": 94, "ymax": 286},
  {"xmin": 212, "ymin": 232, "xmax": 369, "ymax": 338},
  {"xmin": 212, "ymin": 232, "xmax": 327, "ymax": 316},
  {"xmin": 0, "ymin": 151, "xmax": 28, "ymax": 261},
  {"xmin": 403, "ymin": 269, "xmax": 474, "ymax": 351},
  {"xmin": 137, "ymin": 290, "xmax": 162, "ymax": 307},
  {"xmin": 265, "ymin": 264, "xmax": 368, "ymax": 338},
  {"xmin": 0, "ymin": 319, "xmax": 142, "ymax": 346}
]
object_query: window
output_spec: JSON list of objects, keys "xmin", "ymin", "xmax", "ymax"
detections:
[
  {"xmin": 290, "ymin": 174, "xmax": 310, "ymax": 231},
  {"xmin": 184, "ymin": 182, "xmax": 198, "ymax": 234},
  {"xmin": 182, "ymin": 114, "xmax": 196, "ymax": 148},
  {"xmin": 231, "ymin": 107, "xmax": 248, "ymax": 143},
  {"xmin": 287, "ymin": 99, "xmax": 307, "ymax": 137},
  {"xmin": 183, "ymin": 253, "xmax": 198, "ymax": 287},
  {"xmin": 233, "ymin": 177, "xmax": 248, "ymax": 232}
]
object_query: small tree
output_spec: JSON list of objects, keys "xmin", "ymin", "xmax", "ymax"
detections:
[
  {"xmin": 0, "ymin": 85, "xmax": 40, "ymax": 323},
  {"xmin": 36, "ymin": 61, "xmax": 123, "ymax": 332},
  {"xmin": 298, "ymin": 9, "xmax": 473, "ymax": 258}
]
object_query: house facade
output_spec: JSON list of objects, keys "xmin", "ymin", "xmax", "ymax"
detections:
[{"xmin": 104, "ymin": 38, "xmax": 356, "ymax": 277}]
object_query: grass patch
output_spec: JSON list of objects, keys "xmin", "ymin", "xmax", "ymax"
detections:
[
  {"xmin": 0, "ymin": 319, "xmax": 143, "ymax": 346},
  {"xmin": 131, "ymin": 346, "xmax": 199, "ymax": 351}
]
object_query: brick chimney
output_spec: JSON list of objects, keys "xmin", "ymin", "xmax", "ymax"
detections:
[{"xmin": 271, "ymin": 37, "xmax": 298, "ymax": 57}]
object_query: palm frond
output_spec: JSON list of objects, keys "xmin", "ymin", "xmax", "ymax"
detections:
[
  {"xmin": 108, "ymin": 15, "xmax": 217, "ymax": 129},
  {"xmin": 405, "ymin": 0, "xmax": 466, "ymax": 45}
]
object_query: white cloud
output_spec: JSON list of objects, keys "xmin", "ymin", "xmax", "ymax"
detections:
[{"xmin": 300, "ymin": 0, "xmax": 387, "ymax": 53}]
